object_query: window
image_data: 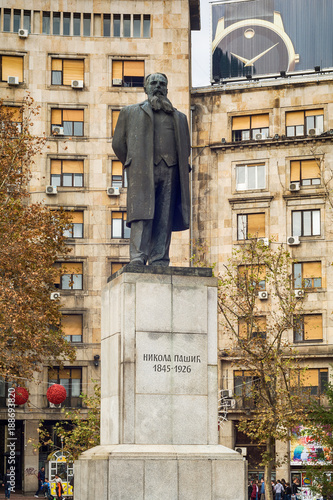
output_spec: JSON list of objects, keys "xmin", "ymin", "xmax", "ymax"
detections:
[
  {"xmin": 3, "ymin": 9, "xmax": 11, "ymax": 32},
  {"xmin": 1, "ymin": 106, "xmax": 23, "ymax": 131},
  {"xmin": 0, "ymin": 379, "xmax": 13, "ymax": 408},
  {"xmin": 14, "ymin": 10, "xmax": 21, "ymax": 32},
  {"xmin": 291, "ymin": 368, "xmax": 328, "ymax": 397},
  {"xmin": 133, "ymin": 15, "xmax": 141, "ymax": 37},
  {"xmin": 51, "ymin": 58, "xmax": 84, "ymax": 86},
  {"xmin": 111, "ymin": 160, "xmax": 127, "ymax": 187},
  {"xmin": 51, "ymin": 159, "xmax": 84, "ymax": 187},
  {"xmin": 236, "ymin": 163, "xmax": 265, "ymax": 191},
  {"xmin": 63, "ymin": 12, "xmax": 70, "ymax": 35},
  {"xmin": 239, "ymin": 317, "xmax": 266, "ymax": 340},
  {"xmin": 23, "ymin": 10, "xmax": 31, "ymax": 33},
  {"xmin": 103, "ymin": 14, "xmax": 111, "ymax": 36},
  {"xmin": 232, "ymin": 114, "xmax": 269, "ymax": 142},
  {"xmin": 51, "ymin": 109, "xmax": 84, "ymax": 136},
  {"xmin": 113, "ymin": 14, "xmax": 121, "ymax": 36},
  {"xmin": 83, "ymin": 14, "xmax": 91, "ymax": 36},
  {"xmin": 62, "ymin": 314, "xmax": 83, "ymax": 343},
  {"xmin": 112, "ymin": 60, "xmax": 144, "ymax": 87},
  {"xmin": 73, "ymin": 13, "xmax": 81, "ymax": 36},
  {"xmin": 48, "ymin": 367, "xmax": 82, "ymax": 407},
  {"xmin": 42, "ymin": 12, "xmax": 50, "ymax": 34},
  {"xmin": 237, "ymin": 213, "xmax": 265, "ymax": 240},
  {"xmin": 111, "ymin": 212, "xmax": 130, "ymax": 239},
  {"xmin": 234, "ymin": 371, "xmax": 258, "ymax": 409},
  {"xmin": 123, "ymin": 14, "xmax": 131, "ymax": 37},
  {"xmin": 290, "ymin": 159, "xmax": 321, "ymax": 186},
  {"xmin": 292, "ymin": 209, "xmax": 320, "ymax": 237},
  {"xmin": 294, "ymin": 315, "xmax": 322, "ymax": 343},
  {"xmin": 111, "ymin": 262, "xmax": 126, "ymax": 275},
  {"xmin": 112, "ymin": 110, "xmax": 120, "ymax": 135},
  {"xmin": 238, "ymin": 265, "xmax": 266, "ymax": 291},
  {"xmin": 64, "ymin": 211, "xmax": 84, "ymax": 238},
  {"xmin": 143, "ymin": 15, "xmax": 151, "ymax": 38},
  {"xmin": 54, "ymin": 262, "xmax": 83, "ymax": 290},
  {"xmin": 293, "ymin": 262, "xmax": 322, "ymax": 290},
  {"xmin": 286, "ymin": 109, "xmax": 324, "ymax": 137},
  {"xmin": 0, "ymin": 55, "xmax": 23, "ymax": 83},
  {"xmin": 53, "ymin": 12, "xmax": 60, "ymax": 35}
]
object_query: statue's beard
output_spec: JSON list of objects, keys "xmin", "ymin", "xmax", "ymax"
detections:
[{"xmin": 149, "ymin": 95, "xmax": 174, "ymax": 113}]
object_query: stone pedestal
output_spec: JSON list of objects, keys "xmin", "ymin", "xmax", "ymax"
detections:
[{"xmin": 74, "ymin": 266, "xmax": 246, "ymax": 500}]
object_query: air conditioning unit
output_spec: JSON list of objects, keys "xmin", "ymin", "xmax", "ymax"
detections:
[
  {"xmin": 50, "ymin": 292, "xmax": 61, "ymax": 300},
  {"xmin": 235, "ymin": 447, "xmax": 247, "ymax": 456},
  {"xmin": 18, "ymin": 28, "xmax": 28, "ymax": 38},
  {"xmin": 258, "ymin": 290, "xmax": 268, "ymax": 300},
  {"xmin": 71, "ymin": 80, "xmax": 83, "ymax": 89},
  {"xmin": 112, "ymin": 78, "xmax": 123, "ymax": 86},
  {"xmin": 255, "ymin": 133, "xmax": 263, "ymax": 140},
  {"xmin": 46, "ymin": 185, "xmax": 57, "ymax": 195},
  {"xmin": 308, "ymin": 128, "xmax": 318, "ymax": 136},
  {"xmin": 290, "ymin": 181, "xmax": 300, "ymax": 191},
  {"xmin": 52, "ymin": 126, "xmax": 64, "ymax": 135},
  {"xmin": 258, "ymin": 237, "xmax": 269, "ymax": 246},
  {"xmin": 295, "ymin": 289, "xmax": 305, "ymax": 298},
  {"xmin": 224, "ymin": 399, "xmax": 236, "ymax": 409},
  {"xmin": 220, "ymin": 389, "xmax": 233, "ymax": 399},
  {"xmin": 49, "ymin": 402, "xmax": 62, "ymax": 408},
  {"xmin": 8, "ymin": 76, "xmax": 19, "ymax": 85},
  {"xmin": 107, "ymin": 186, "xmax": 120, "ymax": 196},
  {"xmin": 287, "ymin": 236, "xmax": 300, "ymax": 246}
]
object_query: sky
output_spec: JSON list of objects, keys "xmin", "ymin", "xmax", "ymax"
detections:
[{"xmin": 191, "ymin": 0, "xmax": 213, "ymax": 88}]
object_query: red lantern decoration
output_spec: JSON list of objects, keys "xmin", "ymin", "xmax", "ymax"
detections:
[
  {"xmin": 14, "ymin": 387, "xmax": 29, "ymax": 405},
  {"xmin": 47, "ymin": 384, "xmax": 67, "ymax": 405}
]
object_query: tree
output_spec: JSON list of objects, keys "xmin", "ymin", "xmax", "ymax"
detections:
[
  {"xmin": 0, "ymin": 96, "xmax": 75, "ymax": 383},
  {"xmin": 218, "ymin": 239, "xmax": 309, "ymax": 500},
  {"xmin": 37, "ymin": 384, "xmax": 101, "ymax": 461}
]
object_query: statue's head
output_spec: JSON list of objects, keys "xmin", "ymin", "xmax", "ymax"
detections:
[{"xmin": 144, "ymin": 73, "xmax": 168, "ymax": 98}]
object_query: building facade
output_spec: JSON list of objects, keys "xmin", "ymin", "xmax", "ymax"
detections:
[
  {"xmin": 0, "ymin": 0, "xmax": 199, "ymax": 493},
  {"xmin": 191, "ymin": 72, "xmax": 333, "ymax": 482}
]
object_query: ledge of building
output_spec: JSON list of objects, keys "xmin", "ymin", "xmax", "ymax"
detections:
[{"xmin": 108, "ymin": 264, "xmax": 212, "ymax": 282}]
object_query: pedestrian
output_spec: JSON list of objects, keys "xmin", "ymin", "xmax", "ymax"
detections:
[
  {"xmin": 285, "ymin": 482, "xmax": 292, "ymax": 500},
  {"xmin": 54, "ymin": 474, "xmax": 64, "ymax": 500},
  {"xmin": 272, "ymin": 480, "xmax": 276, "ymax": 499},
  {"xmin": 251, "ymin": 479, "xmax": 259, "ymax": 500},
  {"xmin": 2, "ymin": 469, "xmax": 12, "ymax": 499},
  {"xmin": 274, "ymin": 479, "xmax": 285, "ymax": 500},
  {"xmin": 260, "ymin": 477, "xmax": 265, "ymax": 500},
  {"xmin": 34, "ymin": 466, "xmax": 45, "ymax": 498},
  {"xmin": 41, "ymin": 478, "xmax": 53, "ymax": 500},
  {"xmin": 248, "ymin": 480, "xmax": 253, "ymax": 500},
  {"xmin": 292, "ymin": 478, "xmax": 300, "ymax": 500}
]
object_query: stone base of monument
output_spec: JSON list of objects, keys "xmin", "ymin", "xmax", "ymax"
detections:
[
  {"xmin": 74, "ymin": 444, "xmax": 246, "ymax": 499},
  {"xmin": 74, "ymin": 266, "xmax": 246, "ymax": 500}
]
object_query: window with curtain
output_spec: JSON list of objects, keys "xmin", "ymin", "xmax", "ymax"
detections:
[
  {"xmin": 291, "ymin": 368, "xmax": 328, "ymax": 397},
  {"xmin": 237, "ymin": 213, "xmax": 265, "ymax": 240},
  {"xmin": 112, "ymin": 110, "xmax": 120, "ymax": 135},
  {"xmin": 236, "ymin": 163, "xmax": 265, "ymax": 191},
  {"xmin": 0, "ymin": 56, "xmax": 24, "ymax": 83},
  {"xmin": 238, "ymin": 316, "xmax": 266, "ymax": 340},
  {"xmin": 112, "ymin": 60, "xmax": 145, "ymax": 87},
  {"xmin": 294, "ymin": 315, "xmax": 323, "ymax": 343},
  {"xmin": 111, "ymin": 262, "xmax": 127, "ymax": 275},
  {"xmin": 51, "ymin": 159, "xmax": 84, "ymax": 187},
  {"xmin": 111, "ymin": 212, "xmax": 130, "ymax": 239},
  {"xmin": 63, "ymin": 211, "xmax": 84, "ymax": 239},
  {"xmin": 286, "ymin": 109, "xmax": 324, "ymax": 137},
  {"xmin": 48, "ymin": 367, "xmax": 82, "ymax": 407},
  {"xmin": 62, "ymin": 314, "xmax": 83, "ymax": 343},
  {"xmin": 51, "ymin": 109, "xmax": 84, "ymax": 136},
  {"xmin": 232, "ymin": 114, "xmax": 269, "ymax": 142},
  {"xmin": 290, "ymin": 159, "xmax": 321, "ymax": 186},
  {"xmin": 111, "ymin": 160, "xmax": 127, "ymax": 187},
  {"xmin": 51, "ymin": 59, "xmax": 84, "ymax": 86},
  {"xmin": 292, "ymin": 210, "xmax": 320, "ymax": 237},
  {"xmin": 238, "ymin": 265, "xmax": 266, "ymax": 291},
  {"xmin": 293, "ymin": 262, "xmax": 322, "ymax": 289},
  {"xmin": 54, "ymin": 262, "xmax": 83, "ymax": 290}
]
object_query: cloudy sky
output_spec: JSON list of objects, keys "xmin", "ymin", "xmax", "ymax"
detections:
[{"xmin": 191, "ymin": 0, "xmax": 214, "ymax": 88}]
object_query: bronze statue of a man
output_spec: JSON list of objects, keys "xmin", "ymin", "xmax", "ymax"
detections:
[{"xmin": 112, "ymin": 73, "xmax": 191, "ymax": 266}]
